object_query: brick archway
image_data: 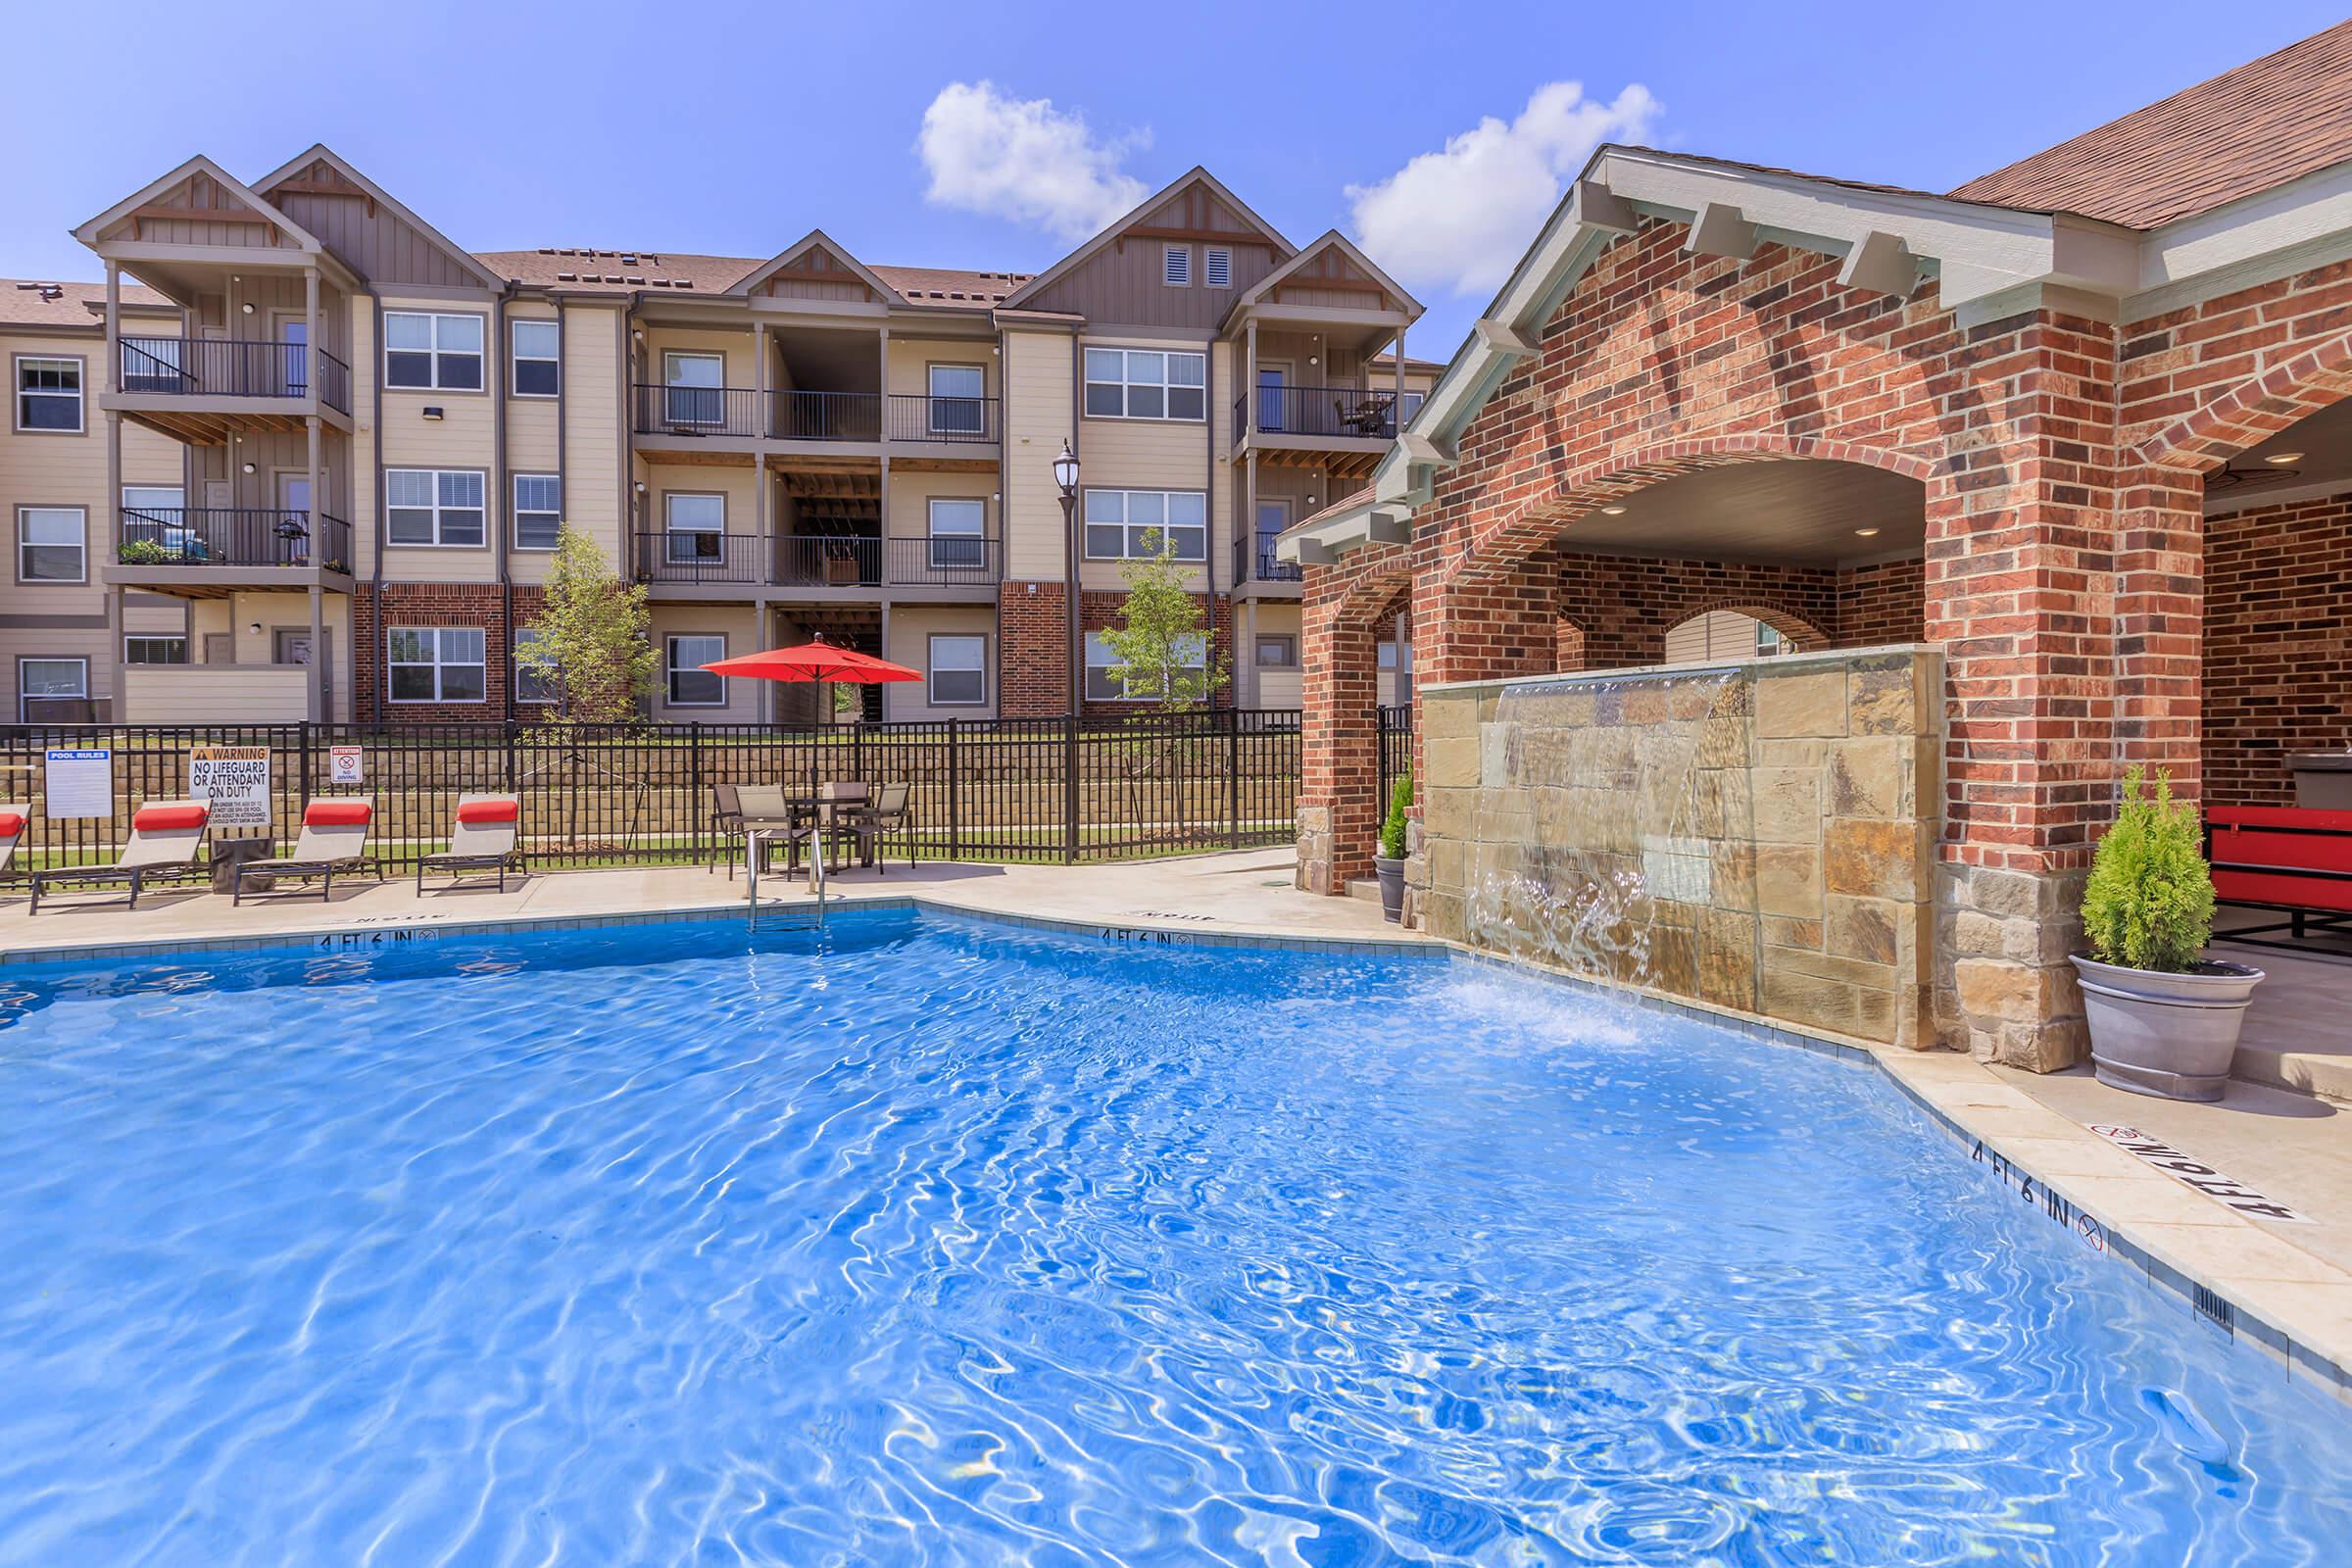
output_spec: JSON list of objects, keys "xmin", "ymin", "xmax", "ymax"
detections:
[{"xmin": 1676, "ymin": 601, "xmax": 1835, "ymax": 649}]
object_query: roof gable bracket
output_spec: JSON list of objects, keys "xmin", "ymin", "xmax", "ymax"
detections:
[
  {"xmin": 1474, "ymin": 318, "xmax": 1538, "ymax": 359},
  {"xmin": 1686, "ymin": 202, "xmax": 1760, "ymax": 260},
  {"xmin": 1838, "ymin": 229, "xmax": 1919, "ymax": 296}
]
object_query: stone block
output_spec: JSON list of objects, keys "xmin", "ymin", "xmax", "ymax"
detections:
[
  {"xmin": 1756, "ymin": 667, "xmax": 1848, "ymax": 738},
  {"xmin": 1421, "ymin": 693, "xmax": 1479, "ymax": 740},
  {"xmin": 1751, "ymin": 766, "xmax": 1822, "ymax": 844},
  {"xmin": 1761, "ymin": 967, "xmax": 1863, "ymax": 1035},
  {"xmin": 1422, "ymin": 786, "xmax": 1474, "ymax": 840},
  {"xmin": 1953, "ymin": 957, "xmax": 2054, "ymax": 1023},
  {"xmin": 1711, "ymin": 841, "xmax": 1757, "ymax": 906},
  {"xmin": 1825, "ymin": 895, "xmax": 1899, "ymax": 966},
  {"xmin": 1763, "ymin": 915, "xmax": 1823, "ymax": 950},
  {"xmin": 1423, "ymin": 733, "xmax": 1480, "ymax": 790},
  {"xmin": 1756, "ymin": 844, "xmax": 1823, "ymax": 919},
  {"xmin": 1825, "ymin": 737, "xmax": 1907, "ymax": 818},
  {"xmin": 1847, "ymin": 657, "xmax": 1919, "ymax": 735},
  {"xmin": 1823, "ymin": 817, "xmax": 1925, "ymax": 902}
]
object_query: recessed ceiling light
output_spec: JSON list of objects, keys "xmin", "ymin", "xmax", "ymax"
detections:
[
  {"xmin": 1854, "ymin": 527, "xmax": 1881, "ymax": 537},
  {"xmin": 2264, "ymin": 452, "xmax": 2304, "ymax": 465},
  {"xmin": 1599, "ymin": 504, "xmax": 1628, "ymax": 515}
]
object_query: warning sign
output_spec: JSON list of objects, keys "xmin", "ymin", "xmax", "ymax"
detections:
[
  {"xmin": 188, "ymin": 745, "xmax": 273, "ymax": 829},
  {"xmin": 328, "ymin": 745, "xmax": 364, "ymax": 786}
]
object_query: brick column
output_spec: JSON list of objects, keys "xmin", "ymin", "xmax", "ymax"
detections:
[
  {"xmin": 1297, "ymin": 597, "xmax": 1378, "ymax": 895},
  {"xmin": 2113, "ymin": 466, "xmax": 2206, "ymax": 795}
]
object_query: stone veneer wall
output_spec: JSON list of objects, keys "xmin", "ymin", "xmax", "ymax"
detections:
[{"xmin": 1414, "ymin": 646, "xmax": 1942, "ymax": 1048}]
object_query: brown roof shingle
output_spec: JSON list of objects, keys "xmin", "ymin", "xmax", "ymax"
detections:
[
  {"xmin": 1950, "ymin": 21, "xmax": 2352, "ymax": 228},
  {"xmin": 470, "ymin": 249, "xmax": 1030, "ymax": 311},
  {"xmin": 0, "ymin": 277, "xmax": 172, "ymax": 331}
]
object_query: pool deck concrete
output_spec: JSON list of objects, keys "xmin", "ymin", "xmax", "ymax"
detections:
[{"xmin": 3, "ymin": 849, "xmax": 2348, "ymax": 1403}]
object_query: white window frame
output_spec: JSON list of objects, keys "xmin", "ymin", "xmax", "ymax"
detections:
[
  {"xmin": 663, "ymin": 492, "xmax": 726, "ymax": 564},
  {"xmin": 1081, "ymin": 489, "xmax": 1207, "ymax": 562},
  {"xmin": 926, "ymin": 496, "xmax": 987, "ymax": 571},
  {"xmin": 1204, "ymin": 248, "xmax": 1232, "ymax": 289},
  {"xmin": 925, "ymin": 362, "xmax": 987, "ymax": 436},
  {"xmin": 662, "ymin": 351, "xmax": 726, "ymax": 426},
  {"xmin": 927, "ymin": 633, "xmax": 987, "ymax": 707},
  {"xmin": 1083, "ymin": 347, "xmax": 1207, "ymax": 421},
  {"xmin": 19, "ymin": 656, "xmax": 89, "ymax": 720},
  {"xmin": 513, "ymin": 472, "xmax": 562, "ymax": 551},
  {"xmin": 15, "ymin": 355, "xmax": 84, "ymax": 433},
  {"xmin": 386, "ymin": 625, "xmax": 487, "ymax": 705},
  {"xmin": 664, "ymin": 633, "xmax": 726, "ymax": 708},
  {"xmin": 1163, "ymin": 246, "xmax": 1191, "ymax": 287},
  {"xmin": 511, "ymin": 318, "xmax": 561, "ymax": 398},
  {"xmin": 17, "ymin": 506, "xmax": 87, "ymax": 584},
  {"xmin": 384, "ymin": 468, "xmax": 487, "ymax": 548},
  {"xmin": 382, "ymin": 311, "xmax": 485, "ymax": 391},
  {"xmin": 123, "ymin": 634, "xmax": 190, "ymax": 665},
  {"xmin": 1086, "ymin": 630, "xmax": 1205, "ymax": 704}
]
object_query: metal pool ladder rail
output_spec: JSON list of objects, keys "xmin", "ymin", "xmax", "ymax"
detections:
[{"xmin": 745, "ymin": 825, "xmax": 826, "ymax": 929}]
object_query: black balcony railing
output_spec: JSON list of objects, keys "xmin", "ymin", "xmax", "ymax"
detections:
[
  {"xmin": 771, "ymin": 390, "xmax": 881, "ymax": 442},
  {"xmin": 1235, "ymin": 534, "xmax": 1301, "ymax": 584},
  {"xmin": 119, "ymin": 337, "xmax": 353, "ymax": 416},
  {"xmin": 886, "ymin": 393, "xmax": 1000, "ymax": 443},
  {"xmin": 631, "ymin": 383, "xmax": 768, "ymax": 439},
  {"xmin": 1234, "ymin": 385, "xmax": 1421, "ymax": 442},
  {"xmin": 118, "ymin": 508, "xmax": 353, "ymax": 571},
  {"xmin": 634, "ymin": 533, "xmax": 1001, "ymax": 588}
]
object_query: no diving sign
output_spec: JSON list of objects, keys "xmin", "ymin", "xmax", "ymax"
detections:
[
  {"xmin": 328, "ymin": 745, "xmax": 364, "ymax": 785},
  {"xmin": 2086, "ymin": 1125, "xmax": 2310, "ymax": 1223}
]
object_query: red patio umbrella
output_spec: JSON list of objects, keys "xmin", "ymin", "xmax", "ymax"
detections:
[{"xmin": 700, "ymin": 640, "xmax": 922, "ymax": 684}]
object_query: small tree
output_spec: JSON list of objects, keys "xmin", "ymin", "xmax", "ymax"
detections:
[
  {"xmin": 2082, "ymin": 765, "xmax": 2215, "ymax": 972},
  {"xmin": 1099, "ymin": 527, "xmax": 1230, "ymax": 712},
  {"xmin": 514, "ymin": 525, "xmax": 659, "ymax": 724},
  {"xmin": 1379, "ymin": 767, "xmax": 1414, "ymax": 861}
]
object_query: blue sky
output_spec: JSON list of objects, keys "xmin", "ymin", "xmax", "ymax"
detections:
[{"xmin": 5, "ymin": 1, "xmax": 2342, "ymax": 361}]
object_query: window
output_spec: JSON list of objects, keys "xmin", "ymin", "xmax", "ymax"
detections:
[
  {"xmin": 16, "ymin": 356, "xmax": 82, "ymax": 432},
  {"xmin": 122, "ymin": 485, "xmax": 184, "ymax": 521},
  {"xmin": 18, "ymin": 507, "xmax": 86, "ymax": 583},
  {"xmin": 1163, "ymin": 246, "xmax": 1191, "ymax": 286},
  {"xmin": 662, "ymin": 352, "xmax": 724, "ymax": 426},
  {"xmin": 928, "ymin": 634, "xmax": 986, "ymax": 706},
  {"xmin": 1757, "ymin": 621, "xmax": 1786, "ymax": 658},
  {"xmin": 664, "ymin": 492, "xmax": 724, "ymax": 564},
  {"xmin": 512, "ymin": 318, "xmax": 561, "ymax": 397},
  {"xmin": 514, "ymin": 628, "xmax": 560, "ymax": 705},
  {"xmin": 514, "ymin": 473, "xmax": 562, "ymax": 551},
  {"xmin": 385, "ymin": 469, "xmax": 487, "ymax": 546},
  {"xmin": 124, "ymin": 635, "xmax": 189, "ymax": 666},
  {"xmin": 1086, "ymin": 631, "xmax": 1205, "ymax": 703},
  {"xmin": 1083, "ymin": 489, "xmax": 1206, "ymax": 562},
  {"xmin": 384, "ymin": 312, "xmax": 484, "ymax": 390},
  {"xmin": 387, "ymin": 626, "xmax": 486, "ymax": 704},
  {"xmin": 20, "ymin": 657, "xmax": 88, "ymax": 721},
  {"xmin": 928, "ymin": 497, "xmax": 986, "ymax": 570},
  {"xmin": 665, "ymin": 634, "xmax": 725, "ymax": 707},
  {"xmin": 1083, "ymin": 348, "xmax": 1206, "ymax": 420},
  {"xmin": 1204, "ymin": 248, "xmax": 1231, "ymax": 289},
  {"xmin": 927, "ymin": 363, "xmax": 986, "ymax": 436},
  {"xmin": 1254, "ymin": 634, "xmax": 1297, "ymax": 669}
]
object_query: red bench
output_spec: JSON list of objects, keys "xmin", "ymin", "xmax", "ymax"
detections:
[{"xmin": 2207, "ymin": 805, "xmax": 2352, "ymax": 953}]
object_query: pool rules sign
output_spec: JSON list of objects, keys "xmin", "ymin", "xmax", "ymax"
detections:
[{"xmin": 188, "ymin": 745, "xmax": 272, "ymax": 829}]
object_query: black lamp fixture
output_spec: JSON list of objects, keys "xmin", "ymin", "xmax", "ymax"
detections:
[{"xmin": 1054, "ymin": 440, "xmax": 1080, "ymax": 713}]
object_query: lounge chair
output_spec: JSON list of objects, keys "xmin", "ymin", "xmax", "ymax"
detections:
[
  {"xmin": 0, "ymin": 804, "xmax": 25, "ymax": 889},
  {"xmin": 29, "ymin": 799, "xmax": 210, "ymax": 913},
  {"xmin": 416, "ymin": 794, "xmax": 522, "ymax": 893},
  {"xmin": 845, "ymin": 781, "xmax": 913, "ymax": 874},
  {"xmin": 233, "ymin": 798, "xmax": 380, "ymax": 905}
]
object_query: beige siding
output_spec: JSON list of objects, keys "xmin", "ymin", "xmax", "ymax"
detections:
[
  {"xmin": 1021, "ymin": 182, "xmax": 1285, "ymax": 326},
  {"xmin": 1078, "ymin": 339, "xmax": 1214, "ymax": 592},
  {"xmin": 648, "ymin": 604, "xmax": 765, "ymax": 720},
  {"xmin": 1002, "ymin": 329, "xmax": 1074, "ymax": 582},
  {"xmin": 120, "ymin": 663, "xmax": 311, "ymax": 724},
  {"xmin": 885, "ymin": 335, "xmax": 1000, "ymax": 400},
  {"xmin": 371, "ymin": 295, "xmax": 499, "ymax": 583},
  {"xmin": 882, "ymin": 604, "xmax": 997, "ymax": 720},
  {"xmin": 548, "ymin": 300, "xmax": 626, "ymax": 578},
  {"xmin": 1665, "ymin": 610, "xmax": 1775, "ymax": 664}
]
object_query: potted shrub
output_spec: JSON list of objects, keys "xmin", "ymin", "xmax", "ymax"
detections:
[
  {"xmin": 2071, "ymin": 766, "xmax": 2263, "ymax": 1102},
  {"xmin": 1375, "ymin": 769, "xmax": 1412, "ymax": 924}
]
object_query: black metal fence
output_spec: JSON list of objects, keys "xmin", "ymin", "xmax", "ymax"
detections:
[
  {"xmin": 1377, "ymin": 705, "xmax": 1414, "ymax": 810},
  {"xmin": 0, "ymin": 712, "xmax": 1307, "ymax": 874}
]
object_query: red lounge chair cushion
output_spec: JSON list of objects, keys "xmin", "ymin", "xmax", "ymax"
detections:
[
  {"xmin": 304, "ymin": 800, "xmax": 372, "ymax": 827},
  {"xmin": 456, "ymin": 799, "xmax": 519, "ymax": 824},
  {"xmin": 0, "ymin": 811, "xmax": 23, "ymax": 839},
  {"xmin": 133, "ymin": 804, "xmax": 209, "ymax": 831}
]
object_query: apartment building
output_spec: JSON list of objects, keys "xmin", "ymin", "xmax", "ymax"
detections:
[{"xmin": 10, "ymin": 147, "xmax": 1434, "ymax": 726}]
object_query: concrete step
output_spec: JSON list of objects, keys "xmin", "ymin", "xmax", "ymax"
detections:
[{"xmin": 1344, "ymin": 877, "xmax": 1381, "ymax": 904}]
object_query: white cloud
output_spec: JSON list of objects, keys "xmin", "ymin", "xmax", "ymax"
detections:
[
  {"xmin": 916, "ymin": 81, "xmax": 1150, "ymax": 242},
  {"xmin": 1347, "ymin": 81, "xmax": 1660, "ymax": 297}
]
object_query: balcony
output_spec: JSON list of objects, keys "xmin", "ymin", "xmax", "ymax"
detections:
[
  {"xmin": 630, "ymin": 386, "xmax": 1000, "ymax": 445},
  {"xmin": 633, "ymin": 533, "xmax": 1001, "ymax": 592},
  {"xmin": 115, "ymin": 336, "xmax": 353, "ymax": 422},
  {"xmin": 114, "ymin": 508, "xmax": 355, "ymax": 588},
  {"xmin": 1234, "ymin": 534, "xmax": 1302, "ymax": 587},
  {"xmin": 1233, "ymin": 385, "xmax": 1421, "ymax": 444}
]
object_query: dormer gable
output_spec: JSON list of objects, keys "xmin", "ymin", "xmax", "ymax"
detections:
[
  {"xmin": 252, "ymin": 145, "xmax": 502, "ymax": 291},
  {"xmin": 1002, "ymin": 168, "xmax": 1296, "ymax": 319},
  {"xmin": 727, "ymin": 231, "xmax": 894, "ymax": 308}
]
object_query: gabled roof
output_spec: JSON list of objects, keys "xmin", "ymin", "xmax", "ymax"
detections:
[
  {"xmin": 1951, "ymin": 21, "xmax": 2352, "ymax": 228},
  {"xmin": 1234, "ymin": 228, "xmax": 1421, "ymax": 318},
  {"xmin": 1000, "ymin": 167, "xmax": 1296, "ymax": 311},
  {"xmin": 253, "ymin": 144, "xmax": 506, "ymax": 290},
  {"xmin": 724, "ymin": 229, "xmax": 897, "ymax": 301},
  {"xmin": 73, "ymin": 154, "xmax": 325, "ymax": 256}
]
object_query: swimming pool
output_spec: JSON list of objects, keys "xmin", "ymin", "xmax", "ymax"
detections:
[{"xmin": 1, "ymin": 909, "xmax": 2344, "ymax": 1565}]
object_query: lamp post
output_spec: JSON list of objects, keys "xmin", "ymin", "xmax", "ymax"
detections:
[{"xmin": 1054, "ymin": 440, "xmax": 1081, "ymax": 861}]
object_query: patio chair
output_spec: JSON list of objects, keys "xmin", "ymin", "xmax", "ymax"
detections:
[
  {"xmin": 711, "ymin": 782, "xmax": 747, "ymax": 878},
  {"xmin": 845, "ymin": 781, "xmax": 913, "ymax": 874},
  {"xmin": 29, "ymin": 799, "xmax": 211, "ymax": 914},
  {"xmin": 416, "ymin": 794, "xmax": 523, "ymax": 894},
  {"xmin": 0, "ymin": 803, "xmax": 25, "ymax": 889},
  {"xmin": 233, "ymin": 798, "xmax": 381, "ymax": 905},
  {"xmin": 813, "ymin": 781, "xmax": 869, "ymax": 871}
]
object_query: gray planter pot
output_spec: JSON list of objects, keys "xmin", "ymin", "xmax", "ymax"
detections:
[
  {"xmin": 2070, "ymin": 953, "xmax": 2265, "ymax": 1102},
  {"xmin": 1374, "ymin": 855, "xmax": 1406, "ymax": 923}
]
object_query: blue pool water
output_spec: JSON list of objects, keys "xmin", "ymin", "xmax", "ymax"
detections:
[{"xmin": 1, "ymin": 910, "xmax": 2346, "ymax": 1566}]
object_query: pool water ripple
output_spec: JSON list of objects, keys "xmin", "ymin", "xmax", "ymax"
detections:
[{"xmin": 1, "ymin": 911, "xmax": 2347, "ymax": 1566}]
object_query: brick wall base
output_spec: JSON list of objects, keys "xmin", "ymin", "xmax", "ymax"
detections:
[
  {"xmin": 354, "ymin": 582, "xmax": 550, "ymax": 724},
  {"xmin": 2204, "ymin": 489, "xmax": 2352, "ymax": 807},
  {"xmin": 999, "ymin": 582, "xmax": 1233, "ymax": 718}
]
